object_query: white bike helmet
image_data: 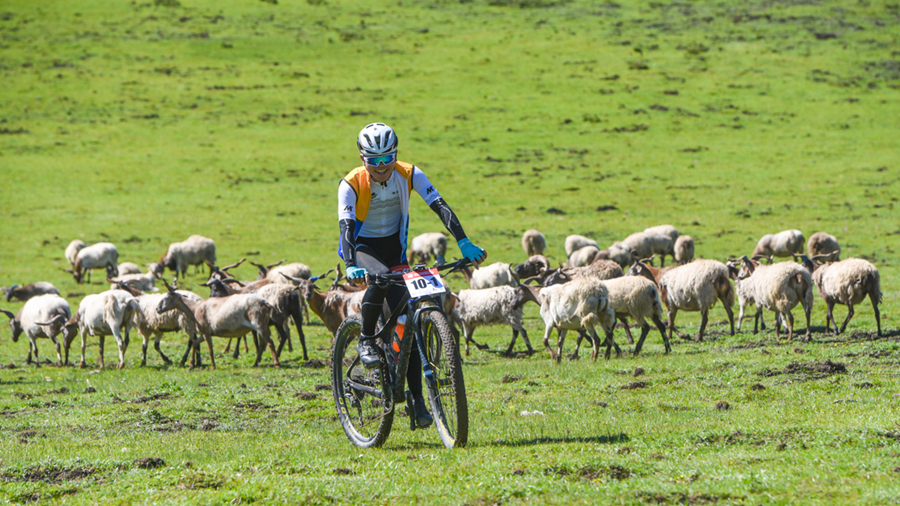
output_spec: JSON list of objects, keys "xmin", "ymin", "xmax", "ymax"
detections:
[{"xmin": 357, "ymin": 123, "xmax": 398, "ymax": 156}]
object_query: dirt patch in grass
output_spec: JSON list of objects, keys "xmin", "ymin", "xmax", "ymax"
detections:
[
  {"xmin": 302, "ymin": 358, "xmax": 330, "ymax": 368},
  {"xmin": 621, "ymin": 381, "xmax": 647, "ymax": 390},
  {"xmin": 9, "ymin": 488, "xmax": 78, "ymax": 503},
  {"xmin": 637, "ymin": 491, "xmax": 744, "ymax": 504},
  {"xmin": 543, "ymin": 464, "xmax": 633, "ymax": 481},
  {"xmin": 176, "ymin": 473, "xmax": 224, "ymax": 490},
  {"xmin": 314, "ymin": 383, "xmax": 331, "ymax": 391},
  {"xmin": 0, "ymin": 465, "xmax": 97, "ymax": 484},
  {"xmin": 134, "ymin": 457, "xmax": 166, "ymax": 469},
  {"xmin": 501, "ymin": 374, "xmax": 522, "ymax": 383},
  {"xmin": 113, "ymin": 393, "xmax": 172, "ymax": 404},
  {"xmin": 757, "ymin": 360, "xmax": 846, "ymax": 380}
]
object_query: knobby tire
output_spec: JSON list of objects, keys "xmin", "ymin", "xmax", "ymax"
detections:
[
  {"xmin": 420, "ymin": 311, "xmax": 469, "ymax": 448},
  {"xmin": 331, "ymin": 317, "xmax": 394, "ymax": 448}
]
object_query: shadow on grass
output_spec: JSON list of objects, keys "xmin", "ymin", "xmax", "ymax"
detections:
[{"xmin": 386, "ymin": 432, "xmax": 629, "ymax": 450}]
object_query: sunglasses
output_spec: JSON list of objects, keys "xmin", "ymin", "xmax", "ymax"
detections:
[{"xmin": 363, "ymin": 152, "xmax": 396, "ymax": 167}]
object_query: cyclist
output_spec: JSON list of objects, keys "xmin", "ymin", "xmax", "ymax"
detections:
[{"xmin": 338, "ymin": 122, "xmax": 487, "ymax": 428}]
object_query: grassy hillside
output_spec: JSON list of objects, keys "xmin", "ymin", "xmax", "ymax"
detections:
[{"xmin": 1, "ymin": 0, "xmax": 899, "ymax": 503}]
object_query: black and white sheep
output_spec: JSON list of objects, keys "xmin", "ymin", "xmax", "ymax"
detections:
[
  {"xmin": 658, "ymin": 259, "xmax": 735, "ymax": 342},
  {"xmin": 3, "ymin": 282, "xmax": 60, "ymax": 302},
  {"xmin": 1, "ymin": 294, "xmax": 77, "ymax": 366},
  {"xmin": 752, "ymin": 229, "xmax": 805, "ymax": 259},
  {"xmin": 451, "ymin": 284, "xmax": 541, "ymax": 356},
  {"xmin": 521, "ymin": 229, "xmax": 546, "ymax": 257},
  {"xmin": 539, "ymin": 277, "xmax": 617, "ymax": 362}
]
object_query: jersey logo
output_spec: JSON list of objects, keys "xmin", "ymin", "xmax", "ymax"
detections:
[
  {"xmin": 426, "ymin": 186, "xmax": 435, "ymax": 194},
  {"xmin": 371, "ymin": 192, "xmax": 377, "ymax": 200},
  {"xmin": 343, "ymin": 205, "xmax": 353, "ymax": 212}
]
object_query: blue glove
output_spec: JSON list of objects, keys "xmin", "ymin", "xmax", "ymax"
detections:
[
  {"xmin": 458, "ymin": 238, "xmax": 486, "ymax": 264},
  {"xmin": 347, "ymin": 266, "xmax": 367, "ymax": 282}
]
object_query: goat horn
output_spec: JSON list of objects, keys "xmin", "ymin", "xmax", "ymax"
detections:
[
  {"xmin": 279, "ymin": 272, "xmax": 304, "ymax": 284},
  {"xmin": 0, "ymin": 308, "xmax": 14, "ymax": 319},
  {"xmin": 220, "ymin": 258, "xmax": 246, "ymax": 271},
  {"xmin": 521, "ymin": 275, "xmax": 541, "ymax": 285},
  {"xmin": 162, "ymin": 277, "xmax": 175, "ymax": 292},
  {"xmin": 810, "ymin": 253, "xmax": 831, "ymax": 261},
  {"xmin": 309, "ymin": 268, "xmax": 335, "ymax": 283},
  {"xmin": 223, "ymin": 278, "xmax": 245, "ymax": 286},
  {"xmin": 266, "ymin": 259, "xmax": 285, "ymax": 269}
]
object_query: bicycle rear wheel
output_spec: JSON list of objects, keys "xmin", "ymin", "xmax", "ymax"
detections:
[
  {"xmin": 331, "ymin": 317, "xmax": 394, "ymax": 448},
  {"xmin": 420, "ymin": 311, "xmax": 468, "ymax": 448}
]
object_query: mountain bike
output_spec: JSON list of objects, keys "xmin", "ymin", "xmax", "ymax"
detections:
[{"xmin": 331, "ymin": 259, "xmax": 470, "ymax": 449}]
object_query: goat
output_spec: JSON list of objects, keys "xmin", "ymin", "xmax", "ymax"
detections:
[
  {"xmin": 3, "ymin": 282, "xmax": 60, "ymax": 302},
  {"xmin": 452, "ymin": 284, "xmax": 541, "ymax": 356},
  {"xmin": 1, "ymin": 294, "xmax": 77, "ymax": 366},
  {"xmin": 658, "ymin": 259, "xmax": 735, "ymax": 342},
  {"xmin": 752, "ymin": 229, "xmax": 805, "ymax": 259},
  {"xmin": 111, "ymin": 279, "xmax": 202, "ymax": 367},
  {"xmin": 521, "ymin": 229, "xmax": 546, "ymax": 257},
  {"xmin": 73, "ymin": 289, "xmax": 143, "ymax": 369},
  {"xmin": 539, "ymin": 277, "xmax": 617, "ymax": 362},
  {"xmin": 156, "ymin": 279, "xmax": 278, "ymax": 369},
  {"xmin": 251, "ymin": 259, "xmax": 312, "ymax": 283},
  {"xmin": 67, "ymin": 242, "xmax": 118, "ymax": 284}
]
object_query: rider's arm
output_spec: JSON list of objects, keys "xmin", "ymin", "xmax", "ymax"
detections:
[
  {"xmin": 412, "ymin": 167, "xmax": 467, "ymax": 242},
  {"xmin": 337, "ymin": 180, "xmax": 359, "ymax": 268}
]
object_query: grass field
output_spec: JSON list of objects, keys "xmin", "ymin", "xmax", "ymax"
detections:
[{"xmin": 1, "ymin": 0, "xmax": 900, "ymax": 503}]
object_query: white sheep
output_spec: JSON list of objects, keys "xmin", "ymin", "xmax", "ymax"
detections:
[
  {"xmin": 461, "ymin": 262, "xmax": 519, "ymax": 289},
  {"xmin": 659, "ymin": 259, "xmax": 735, "ymax": 342},
  {"xmin": 521, "ymin": 229, "xmax": 546, "ymax": 257},
  {"xmin": 806, "ymin": 232, "xmax": 840, "ymax": 261},
  {"xmin": 65, "ymin": 239, "xmax": 86, "ymax": 267},
  {"xmin": 1, "ymin": 294, "xmax": 76, "ymax": 366},
  {"xmin": 75, "ymin": 289, "xmax": 143, "ymax": 369},
  {"xmin": 568, "ymin": 245, "xmax": 600, "ymax": 267},
  {"xmin": 409, "ymin": 233, "xmax": 448, "ymax": 265},
  {"xmin": 3, "ymin": 282, "xmax": 60, "ymax": 302},
  {"xmin": 735, "ymin": 257, "xmax": 813, "ymax": 340},
  {"xmin": 644, "ymin": 224, "xmax": 679, "ymax": 242},
  {"xmin": 452, "ymin": 284, "xmax": 541, "ymax": 356},
  {"xmin": 752, "ymin": 229, "xmax": 805, "ymax": 259},
  {"xmin": 808, "ymin": 257, "xmax": 882, "ymax": 336},
  {"xmin": 539, "ymin": 277, "xmax": 617, "ymax": 362},
  {"xmin": 622, "ymin": 231, "xmax": 675, "ymax": 266},
  {"xmin": 117, "ymin": 262, "xmax": 143, "ymax": 275},
  {"xmin": 564, "ymin": 235, "xmax": 599, "ymax": 258},
  {"xmin": 68, "ymin": 242, "xmax": 119, "ymax": 284},
  {"xmin": 151, "ymin": 235, "xmax": 216, "ymax": 277},
  {"xmin": 604, "ymin": 276, "xmax": 671, "ymax": 357},
  {"xmin": 674, "ymin": 235, "xmax": 694, "ymax": 265}
]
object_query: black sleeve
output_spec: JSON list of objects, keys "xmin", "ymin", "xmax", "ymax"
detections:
[
  {"xmin": 429, "ymin": 198, "xmax": 467, "ymax": 243},
  {"xmin": 339, "ymin": 219, "xmax": 358, "ymax": 268}
]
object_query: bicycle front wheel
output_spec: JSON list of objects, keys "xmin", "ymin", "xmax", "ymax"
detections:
[
  {"xmin": 331, "ymin": 317, "xmax": 394, "ymax": 448},
  {"xmin": 420, "ymin": 311, "xmax": 469, "ymax": 448}
]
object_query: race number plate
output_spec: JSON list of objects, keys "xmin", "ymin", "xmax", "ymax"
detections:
[{"xmin": 403, "ymin": 268, "xmax": 445, "ymax": 297}]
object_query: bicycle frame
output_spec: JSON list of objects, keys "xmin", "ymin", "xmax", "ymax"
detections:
[{"xmin": 341, "ymin": 280, "xmax": 449, "ymax": 406}]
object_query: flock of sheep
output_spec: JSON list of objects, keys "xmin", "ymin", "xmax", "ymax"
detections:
[{"xmin": 0, "ymin": 225, "xmax": 885, "ymax": 369}]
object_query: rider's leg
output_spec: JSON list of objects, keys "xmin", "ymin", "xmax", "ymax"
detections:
[
  {"xmin": 384, "ymin": 284, "xmax": 433, "ymax": 428},
  {"xmin": 354, "ymin": 240, "xmax": 400, "ymax": 368}
]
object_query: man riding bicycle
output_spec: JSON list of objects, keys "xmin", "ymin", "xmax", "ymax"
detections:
[{"xmin": 337, "ymin": 122, "xmax": 487, "ymax": 428}]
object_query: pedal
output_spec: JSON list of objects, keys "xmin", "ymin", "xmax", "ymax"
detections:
[{"xmin": 405, "ymin": 390, "xmax": 417, "ymax": 431}]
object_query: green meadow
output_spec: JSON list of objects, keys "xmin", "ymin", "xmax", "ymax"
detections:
[{"xmin": 1, "ymin": 0, "xmax": 899, "ymax": 503}]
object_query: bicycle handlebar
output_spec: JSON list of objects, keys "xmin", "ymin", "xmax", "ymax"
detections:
[{"xmin": 367, "ymin": 258, "xmax": 473, "ymax": 286}]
